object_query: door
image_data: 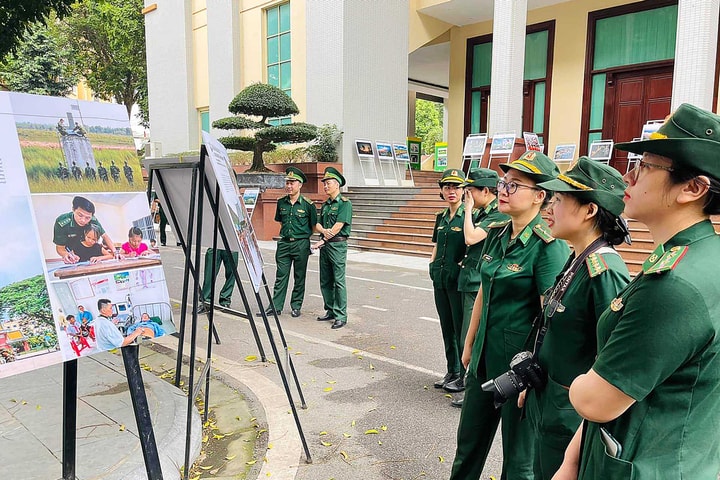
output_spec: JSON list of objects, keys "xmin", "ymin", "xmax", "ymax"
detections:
[{"xmin": 604, "ymin": 67, "xmax": 673, "ymax": 171}]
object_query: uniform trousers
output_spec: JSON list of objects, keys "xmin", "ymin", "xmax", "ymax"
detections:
[
  {"xmin": 272, "ymin": 238, "xmax": 310, "ymax": 310},
  {"xmin": 434, "ymin": 286, "xmax": 464, "ymax": 375},
  {"xmin": 319, "ymin": 241, "xmax": 347, "ymax": 321},
  {"xmin": 201, "ymin": 248, "xmax": 238, "ymax": 306}
]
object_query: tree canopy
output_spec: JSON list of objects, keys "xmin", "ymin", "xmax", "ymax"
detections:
[
  {"xmin": 0, "ymin": 0, "xmax": 74, "ymax": 59},
  {"xmin": 214, "ymin": 83, "xmax": 317, "ymax": 172},
  {"xmin": 0, "ymin": 275, "xmax": 52, "ymax": 325},
  {"xmin": 415, "ymin": 99, "xmax": 444, "ymax": 155},
  {"xmin": 61, "ymin": 0, "xmax": 148, "ymax": 125}
]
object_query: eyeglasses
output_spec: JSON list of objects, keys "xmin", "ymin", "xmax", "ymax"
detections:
[
  {"xmin": 630, "ymin": 159, "xmax": 674, "ymax": 182},
  {"xmin": 497, "ymin": 179, "xmax": 539, "ymax": 195}
]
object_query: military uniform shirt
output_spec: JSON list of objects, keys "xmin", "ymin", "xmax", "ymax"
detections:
[
  {"xmin": 53, "ymin": 212, "xmax": 106, "ymax": 247},
  {"xmin": 430, "ymin": 204, "xmax": 467, "ymax": 290},
  {"xmin": 458, "ymin": 199, "xmax": 509, "ymax": 293},
  {"xmin": 320, "ymin": 195, "xmax": 352, "ymax": 236},
  {"xmin": 579, "ymin": 220, "xmax": 720, "ymax": 479},
  {"xmin": 468, "ymin": 213, "xmax": 570, "ymax": 380},
  {"xmin": 275, "ymin": 195, "xmax": 318, "ymax": 239}
]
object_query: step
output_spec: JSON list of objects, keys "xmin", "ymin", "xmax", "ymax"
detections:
[
  {"xmin": 360, "ymin": 230, "xmax": 433, "ymax": 244},
  {"xmin": 349, "ymin": 237, "xmax": 434, "ymax": 253},
  {"xmin": 389, "ymin": 211, "xmax": 437, "ymax": 221},
  {"xmin": 373, "ymin": 224, "xmax": 435, "ymax": 234},
  {"xmin": 348, "ymin": 243, "xmax": 431, "ymax": 258},
  {"xmin": 378, "ymin": 217, "xmax": 437, "ymax": 227}
]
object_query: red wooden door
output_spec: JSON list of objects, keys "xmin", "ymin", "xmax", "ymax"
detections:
[{"xmin": 605, "ymin": 68, "xmax": 673, "ymax": 171}]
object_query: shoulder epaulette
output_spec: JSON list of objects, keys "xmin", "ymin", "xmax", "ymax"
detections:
[
  {"xmin": 301, "ymin": 195, "xmax": 313, "ymax": 205},
  {"xmin": 57, "ymin": 214, "xmax": 71, "ymax": 227},
  {"xmin": 585, "ymin": 252, "xmax": 609, "ymax": 277},
  {"xmin": 645, "ymin": 245, "xmax": 689, "ymax": 274},
  {"xmin": 339, "ymin": 195, "xmax": 349, "ymax": 202},
  {"xmin": 435, "ymin": 208, "xmax": 446, "ymax": 217},
  {"xmin": 532, "ymin": 223, "xmax": 555, "ymax": 243},
  {"xmin": 487, "ymin": 219, "xmax": 511, "ymax": 228}
]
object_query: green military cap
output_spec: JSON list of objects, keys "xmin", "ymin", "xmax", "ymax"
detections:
[
  {"xmin": 437, "ymin": 168, "xmax": 466, "ymax": 185},
  {"xmin": 616, "ymin": 103, "xmax": 720, "ymax": 179},
  {"xmin": 285, "ymin": 166, "xmax": 307, "ymax": 183},
  {"xmin": 464, "ymin": 168, "xmax": 499, "ymax": 188},
  {"xmin": 500, "ymin": 150, "xmax": 559, "ymax": 183},
  {"xmin": 321, "ymin": 166, "xmax": 346, "ymax": 186},
  {"xmin": 538, "ymin": 156, "xmax": 626, "ymax": 216}
]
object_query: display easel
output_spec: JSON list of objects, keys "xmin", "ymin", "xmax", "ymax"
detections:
[
  {"xmin": 146, "ymin": 148, "xmax": 312, "ymax": 478},
  {"xmin": 355, "ymin": 139, "xmax": 380, "ymax": 186},
  {"xmin": 487, "ymin": 132, "xmax": 516, "ymax": 169},
  {"xmin": 376, "ymin": 141, "xmax": 398, "ymax": 186},
  {"xmin": 461, "ymin": 133, "xmax": 488, "ymax": 173}
]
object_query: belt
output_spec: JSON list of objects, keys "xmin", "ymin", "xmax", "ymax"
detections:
[
  {"xmin": 280, "ymin": 237, "xmax": 309, "ymax": 242},
  {"xmin": 325, "ymin": 235, "xmax": 348, "ymax": 243}
]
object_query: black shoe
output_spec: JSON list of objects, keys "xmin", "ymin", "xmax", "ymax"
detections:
[
  {"xmin": 161, "ymin": 243, "xmax": 166, "ymax": 246},
  {"xmin": 194, "ymin": 303, "xmax": 207, "ymax": 315},
  {"xmin": 256, "ymin": 307, "xmax": 280, "ymax": 317},
  {"xmin": 219, "ymin": 302, "xmax": 231, "ymax": 308},
  {"xmin": 331, "ymin": 319, "xmax": 347, "ymax": 329},
  {"xmin": 434, "ymin": 372, "xmax": 460, "ymax": 389},
  {"xmin": 451, "ymin": 392, "xmax": 464, "ymax": 408},
  {"xmin": 443, "ymin": 376, "xmax": 465, "ymax": 393},
  {"xmin": 317, "ymin": 312, "xmax": 334, "ymax": 321},
  {"xmin": 291, "ymin": 309, "xmax": 301, "ymax": 317},
  {"xmin": 176, "ymin": 242, "xmax": 182, "ymax": 246}
]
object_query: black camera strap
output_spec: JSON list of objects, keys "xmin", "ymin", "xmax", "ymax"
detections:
[{"xmin": 532, "ymin": 236, "xmax": 611, "ymax": 357}]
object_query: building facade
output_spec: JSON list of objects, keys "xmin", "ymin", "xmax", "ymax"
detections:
[{"xmin": 144, "ymin": 0, "xmax": 720, "ymax": 184}]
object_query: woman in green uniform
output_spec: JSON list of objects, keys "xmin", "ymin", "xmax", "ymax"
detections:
[
  {"xmin": 450, "ymin": 151, "xmax": 570, "ymax": 480},
  {"xmin": 517, "ymin": 157, "xmax": 630, "ymax": 479},
  {"xmin": 450, "ymin": 168, "xmax": 509, "ymax": 407},
  {"xmin": 430, "ymin": 168, "xmax": 468, "ymax": 391},
  {"xmin": 555, "ymin": 103, "xmax": 720, "ymax": 479}
]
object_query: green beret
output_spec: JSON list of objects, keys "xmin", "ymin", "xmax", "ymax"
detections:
[
  {"xmin": 500, "ymin": 150, "xmax": 559, "ymax": 183},
  {"xmin": 285, "ymin": 166, "xmax": 307, "ymax": 183},
  {"xmin": 537, "ymin": 156, "xmax": 626, "ymax": 216},
  {"xmin": 321, "ymin": 166, "xmax": 345, "ymax": 186},
  {"xmin": 438, "ymin": 168, "xmax": 466, "ymax": 185},
  {"xmin": 615, "ymin": 103, "xmax": 720, "ymax": 180},
  {"xmin": 465, "ymin": 168, "xmax": 499, "ymax": 188}
]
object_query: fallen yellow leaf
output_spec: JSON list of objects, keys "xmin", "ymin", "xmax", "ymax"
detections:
[
  {"xmin": 438, "ymin": 456, "xmax": 444, "ymax": 463},
  {"xmin": 319, "ymin": 431, "xmax": 328, "ymax": 435},
  {"xmin": 246, "ymin": 460, "xmax": 257, "ymax": 465},
  {"xmin": 198, "ymin": 465, "xmax": 213, "ymax": 470},
  {"xmin": 390, "ymin": 345, "xmax": 396, "ymax": 349},
  {"xmin": 245, "ymin": 355, "xmax": 258, "ymax": 362},
  {"xmin": 340, "ymin": 451, "xmax": 348, "ymax": 460},
  {"xmin": 321, "ymin": 441, "xmax": 332, "ymax": 447},
  {"xmin": 323, "ymin": 387, "xmax": 333, "ymax": 392},
  {"xmin": 119, "ymin": 424, "xmax": 126, "ymax": 432},
  {"xmin": 343, "ymin": 433, "xmax": 351, "ymax": 438},
  {"xmin": 364, "ymin": 429, "xmax": 379, "ymax": 435},
  {"xmin": 225, "ymin": 454, "xmax": 236, "ymax": 460},
  {"xmin": 381, "ymin": 425, "xmax": 387, "ymax": 431},
  {"xmin": 326, "ymin": 380, "xmax": 337, "ymax": 384}
]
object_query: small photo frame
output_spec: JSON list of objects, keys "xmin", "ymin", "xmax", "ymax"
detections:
[
  {"xmin": 463, "ymin": 133, "xmax": 488, "ymax": 157},
  {"xmin": 490, "ymin": 133, "xmax": 516, "ymax": 155},
  {"xmin": 588, "ymin": 140, "xmax": 614, "ymax": 161},
  {"xmin": 641, "ymin": 120, "xmax": 665, "ymax": 141},
  {"xmin": 376, "ymin": 141, "xmax": 394, "ymax": 161},
  {"xmin": 355, "ymin": 139, "xmax": 374, "ymax": 157},
  {"xmin": 393, "ymin": 143, "xmax": 409, "ymax": 161},
  {"xmin": 523, "ymin": 132, "xmax": 542, "ymax": 152},
  {"xmin": 553, "ymin": 144, "xmax": 576, "ymax": 161},
  {"xmin": 627, "ymin": 138, "xmax": 643, "ymax": 161}
]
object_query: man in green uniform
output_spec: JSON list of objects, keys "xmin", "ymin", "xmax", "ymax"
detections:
[
  {"xmin": 53, "ymin": 196, "xmax": 115, "ymax": 263},
  {"xmin": 198, "ymin": 248, "xmax": 238, "ymax": 311},
  {"xmin": 314, "ymin": 167, "xmax": 352, "ymax": 329},
  {"xmin": 262, "ymin": 167, "xmax": 317, "ymax": 317},
  {"xmin": 448, "ymin": 168, "xmax": 509, "ymax": 407}
]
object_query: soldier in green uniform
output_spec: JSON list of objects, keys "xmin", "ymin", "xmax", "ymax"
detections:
[
  {"xmin": 555, "ymin": 104, "xmax": 720, "ymax": 479},
  {"xmin": 449, "ymin": 168, "xmax": 509, "ymax": 408},
  {"xmin": 53, "ymin": 196, "xmax": 115, "ymax": 263},
  {"xmin": 198, "ymin": 248, "xmax": 238, "ymax": 311},
  {"xmin": 515, "ymin": 157, "xmax": 631, "ymax": 479},
  {"xmin": 450, "ymin": 151, "xmax": 569, "ymax": 480},
  {"xmin": 430, "ymin": 169, "xmax": 468, "ymax": 392},
  {"xmin": 314, "ymin": 167, "xmax": 352, "ymax": 329},
  {"xmin": 262, "ymin": 167, "xmax": 317, "ymax": 317}
]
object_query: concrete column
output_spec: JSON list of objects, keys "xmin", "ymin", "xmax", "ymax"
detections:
[
  {"xmin": 488, "ymin": 0, "xmax": 527, "ymax": 136},
  {"xmin": 143, "ymin": 0, "xmax": 195, "ymax": 154},
  {"xmin": 671, "ymin": 0, "xmax": 720, "ymax": 111},
  {"xmin": 207, "ymin": 0, "xmax": 242, "ymax": 137},
  {"xmin": 407, "ymin": 91, "xmax": 417, "ymax": 137}
]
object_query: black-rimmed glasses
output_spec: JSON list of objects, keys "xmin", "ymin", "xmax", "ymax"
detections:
[{"xmin": 497, "ymin": 179, "xmax": 540, "ymax": 195}]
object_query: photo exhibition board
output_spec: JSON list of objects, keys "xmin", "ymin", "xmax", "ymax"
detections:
[
  {"xmin": 462, "ymin": 133, "xmax": 488, "ymax": 158},
  {"xmin": 0, "ymin": 92, "xmax": 175, "ymax": 379},
  {"xmin": 202, "ymin": 132, "xmax": 264, "ymax": 293}
]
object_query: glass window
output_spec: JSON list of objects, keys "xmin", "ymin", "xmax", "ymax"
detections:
[
  {"xmin": 472, "ymin": 42, "xmax": 492, "ymax": 88},
  {"xmin": 200, "ymin": 110, "xmax": 210, "ymax": 133},
  {"xmin": 266, "ymin": 3, "xmax": 291, "ymax": 95},
  {"xmin": 279, "ymin": 33, "xmax": 291, "ymax": 62},
  {"xmin": 524, "ymin": 30, "xmax": 548, "ymax": 80},
  {"xmin": 267, "ymin": 36, "xmax": 279, "ymax": 65}
]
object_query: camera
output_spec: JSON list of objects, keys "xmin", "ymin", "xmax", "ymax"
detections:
[{"xmin": 481, "ymin": 351, "xmax": 545, "ymax": 408}]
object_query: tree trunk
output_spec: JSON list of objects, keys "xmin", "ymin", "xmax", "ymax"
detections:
[{"xmin": 249, "ymin": 144, "xmax": 271, "ymax": 172}]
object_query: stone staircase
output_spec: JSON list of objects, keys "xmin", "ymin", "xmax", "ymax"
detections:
[{"xmin": 345, "ymin": 170, "xmax": 720, "ymax": 275}]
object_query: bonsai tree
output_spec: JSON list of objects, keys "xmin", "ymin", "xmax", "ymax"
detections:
[
  {"xmin": 213, "ymin": 83, "xmax": 317, "ymax": 172},
  {"xmin": 305, "ymin": 124, "xmax": 343, "ymax": 162}
]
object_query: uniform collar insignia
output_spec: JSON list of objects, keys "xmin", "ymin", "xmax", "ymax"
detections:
[{"xmin": 610, "ymin": 297, "xmax": 624, "ymax": 312}]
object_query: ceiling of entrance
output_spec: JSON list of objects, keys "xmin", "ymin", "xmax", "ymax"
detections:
[
  {"xmin": 409, "ymin": 42, "xmax": 450, "ymax": 89},
  {"xmin": 418, "ymin": 0, "xmax": 575, "ymax": 26}
]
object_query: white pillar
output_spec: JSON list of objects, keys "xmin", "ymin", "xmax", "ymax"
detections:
[
  {"xmin": 207, "ymin": 0, "xmax": 242, "ymax": 137},
  {"xmin": 144, "ymin": 0, "xmax": 196, "ymax": 154},
  {"xmin": 488, "ymin": 0, "xmax": 527, "ymax": 136},
  {"xmin": 671, "ymin": 0, "xmax": 720, "ymax": 110},
  {"xmin": 407, "ymin": 90, "xmax": 417, "ymax": 137}
]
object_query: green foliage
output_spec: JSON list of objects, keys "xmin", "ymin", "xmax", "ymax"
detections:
[
  {"xmin": 212, "ymin": 117, "xmax": 265, "ymax": 131},
  {"xmin": 0, "ymin": 0, "xmax": 73, "ymax": 59},
  {"xmin": 228, "ymin": 83, "xmax": 299, "ymax": 118},
  {"xmin": 0, "ymin": 275, "xmax": 52, "ymax": 324},
  {"xmin": 255, "ymin": 123, "xmax": 317, "ymax": 143},
  {"xmin": 415, "ymin": 99, "xmax": 444, "ymax": 155},
  {"xmin": 215, "ymin": 83, "xmax": 317, "ymax": 171},
  {"xmin": 0, "ymin": 22, "xmax": 77, "ymax": 96},
  {"xmin": 60, "ymin": 0, "xmax": 148, "ymax": 125},
  {"xmin": 305, "ymin": 124, "xmax": 343, "ymax": 162}
]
